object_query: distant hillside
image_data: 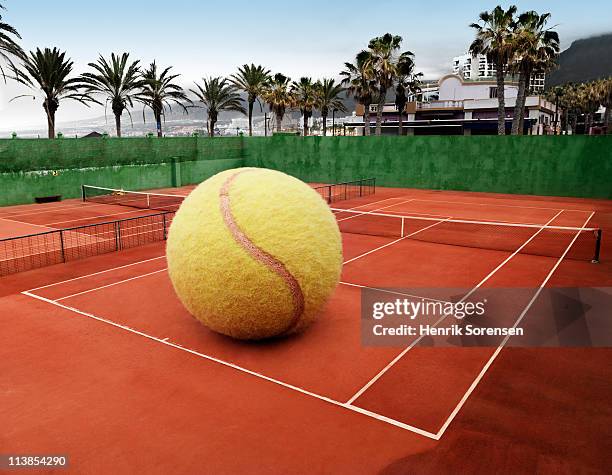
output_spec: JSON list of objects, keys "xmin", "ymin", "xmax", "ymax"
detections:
[{"xmin": 546, "ymin": 33, "xmax": 612, "ymax": 87}]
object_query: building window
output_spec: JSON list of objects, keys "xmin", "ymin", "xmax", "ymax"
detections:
[{"xmin": 489, "ymin": 87, "xmax": 498, "ymax": 99}]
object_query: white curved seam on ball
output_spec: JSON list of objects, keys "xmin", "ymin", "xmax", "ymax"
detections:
[{"xmin": 219, "ymin": 170, "xmax": 306, "ymax": 333}]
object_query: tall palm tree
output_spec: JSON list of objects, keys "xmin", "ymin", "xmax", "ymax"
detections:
[
  {"xmin": 12, "ymin": 47, "xmax": 90, "ymax": 138},
  {"xmin": 470, "ymin": 5, "xmax": 518, "ymax": 135},
  {"xmin": 263, "ymin": 73, "xmax": 292, "ymax": 133},
  {"xmin": 190, "ymin": 77, "xmax": 245, "ymax": 137},
  {"xmin": 230, "ymin": 64, "xmax": 270, "ymax": 136},
  {"xmin": 314, "ymin": 78, "xmax": 346, "ymax": 136},
  {"xmin": 341, "ymin": 50, "xmax": 376, "ymax": 136},
  {"xmin": 81, "ymin": 53, "xmax": 143, "ymax": 137},
  {"xmin": 394, "ymin": 55, "xmax": 421, "ymax": 136},
  {"xmin": 366, "ymin": 34, "xmax": 414, "ymax": 136},
  {"xmin": 138, "ymin": 61, "xmax": 190, "ymax": 137},
  {"xmin": 510, "ymin": 11, "xmax": 559, "ymax": 135},
  {"xmin": 291, "ymin": 77, "xmax": 316, "ymax": 136},
  {"xmin": 0, "ymin": 3, "xmax": 24, "ymax": 80}
]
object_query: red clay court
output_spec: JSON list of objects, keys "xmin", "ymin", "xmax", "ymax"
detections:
[{"xmin": 1, "ymin": 182, "xmax": 611, "ymax": 473}]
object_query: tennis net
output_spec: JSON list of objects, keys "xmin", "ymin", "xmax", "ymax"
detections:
[
  {"xmin": 82, "ymin": 185, "xmax": 185, "ymax": 212},
  {"xmin": 332, "ymin": 208, "xmax": 602, "ymax": 262},
  {"xmin": 83, "ymin": 177, "xmax": 376, "ymax": 211},
  {"xmin": 314, "ymin": 178, "xmax": 376, "ymax": 204}
]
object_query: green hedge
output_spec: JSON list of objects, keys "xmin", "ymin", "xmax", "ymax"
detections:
[
  {"xmin": 0, "ymin": 136, "xmax": 243, "ymax": 173},
  {"xmin": 243, "ymin": 135, "xmax": 612, "ymax": 199}
]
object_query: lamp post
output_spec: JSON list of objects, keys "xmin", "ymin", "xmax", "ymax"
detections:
[
  {"xmin": 264, "ymin": 113, "xmax": 270, "ymax": 137},
  {"xmin": 332, "ymin": 109, "xmax": 337, "ymax": 136}
]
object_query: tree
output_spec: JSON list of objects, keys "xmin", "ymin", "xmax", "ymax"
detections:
[
  {"xmin": 597, "ymin": 78, "xmax": 612, "ymax": 133},
  {"xmin": 263, "ymin": 73, "xmax": 292, "ymax": 133},
  {"xmin": 314, "ymin": 78, "xmax": 346, "ymax": 136},
  {"xmin": 12, "ymin": 47, "xmax": 90, "ymax": 138},
  {"xmin": 510, "ymin": 11, "xmax": 559, "ymax": 135},
  {"xmin": 341, "ymin": 50, "xmax": 376, "ymax": 136},
  {"xmin": 138, "ymin": 61, "xmax": 190, "ymax": 137},
  {"xmin": 0, "ymin": 2, "xmax": 24, "ymax": 80},
  {"xmin": 291, "ymin": 77, "xmax": 316, "ymax": 136},
  {"xmin": 470, "ymin": 5, "xmax": 518, "ymax": 135},
  {"xmin": 394, "ymin": 55, "xmax": 421, "ymax": 136},
  {"xmin": 81, "ymin": 53, "xmax": 143, "ymax": 137},
  {"xmin": 190, "ymin": 77, "xmax": 245, "ymax": 137},
  {"xmin": 366, "ymin": 33, "xmax": 415, "ymax": 136},
  {"xmin": 230, "ymin": 64, "xmax": 270, "ymax": 136}
]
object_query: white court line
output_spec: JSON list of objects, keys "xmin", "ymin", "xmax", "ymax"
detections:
[
  {"xmin": 434, "ymin": 211, "xmax": 594, "ymax": 439},
  {"xmin": 334, "ymin": 196, "xmax": 411, "ymax": 213},
  {"xmin": 1, "ymin": 200, "xmax": 116, "ymax": 219},
  {"xmin": 340, "ymin": 281, "xmax": 451, "ymax": 304},
  {"xmin": 345, "ymin": 209, "xmax": 565, "ymax": 404},
  {"xmin": 54, "ymin": 268, "xmax": 167, "ymax": 302},
  {"xmin": 43, "ymin": 208, "xmax": 149, "ymax": 227},
  {"xmin": 336, "ymin": 199, "xmax": 415, "ymax": 223},
  {"xmin": 20, "ymin": 290, "xmax": 439, "ymax": 440},
  {"xmin": 25, "ymin": 255, "xmax": 166, "ymax": 292},
  {"xmin": 412, "ymin": 198, "xmax": 593, "ymax": 213},
  {"xmin": 0, "ymin": 216, "xmax": 55, "ymax": 231},
  {"xmin": 343, "ymin": 217, "xmax": 453, "ymax": 265}
]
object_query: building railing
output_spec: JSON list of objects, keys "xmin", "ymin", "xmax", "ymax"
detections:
[{"xmin": 417, "ymin": 100, "xmax": 464, "ymax": 109}]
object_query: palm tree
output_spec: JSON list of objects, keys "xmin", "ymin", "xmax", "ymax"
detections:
[
  {"xmin": 597, "ymin": 78, "xmax": 612, "ymax": 133},
  {"xmin": 510, "ymin": 11, "xmax": 559, "ymax": 135},
  {"xmin": 230, "ymin": 64, "xmax": 270, "ymax": 136},
  {"xmin": 366, "ymin": 34, "xmax": 415, "ymax": 136},
  {"xmin": 341, "ymin": 50, "xmax": 376, "ymax": 136},
  {"xmin": 394, "ymin": 55, "xmax": 421, "ymax": 136},
  {"xmin": 138, "ymin": 61, "xmax": 190, "ymax": 137},
  {"xmin": 291, "ymin": 77, "xmax": 316, "ymax": 136},
  {"xmin": 314, "ymin": 79, "xmax": 346, "ymax": 136},
  {"xmin": 190, "ymin": 77, "xmax": 245, "ymax": 137},
  {"xmin": 470, "ymin": 5, "xmax": 518, "ymax": 135},
  {"xmin": 12, "ymin": 47, "xmax": 90, "ymax": 138},
  {"xmin": 0, "ymin": 3, "xmax": 24, "ymax": 80},
  {"xmin": 81, "ymin": 53, "xmax": 143, "ymax": 137},
  {"xmin": 263, "ymin": 73, "xmax": 292, "ymax": 133}
]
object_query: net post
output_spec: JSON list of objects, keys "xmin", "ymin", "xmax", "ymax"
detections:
[
  {"xmin": 81, "ymin": 185, "xmax": 86, "ymax": 202},
  {"xmin": 359, "ymin": 180, "xmax": 363, "ymax": 197},
  {"xmin": 59, "ymin": 230, "xmax": 66, "ymax": 263},
  {"xmin": 592, "ymin": 229, "xmax": 602, "ymax": 263},
  {"xmin": 114, "ymin": 221, "xmax": 121, "ymax": 251},
  {"xmin": 327, "ymin": 186, "xmax": 331, "ymax": 204}
]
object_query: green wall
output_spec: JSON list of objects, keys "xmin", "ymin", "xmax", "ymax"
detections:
[
  {"xmin": 243, "ymin": 135, "xmax": 612, "ymax": 199},
  {"xmin": 1, "ymin": 135, "xmax": 611, "ymax": 206}
]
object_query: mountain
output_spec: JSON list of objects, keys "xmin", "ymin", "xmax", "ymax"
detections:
[{"xmin": 546, "ymin": 33, "xmax": 612, "ymax": 87}]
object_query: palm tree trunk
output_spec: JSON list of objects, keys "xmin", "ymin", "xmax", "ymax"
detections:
[
  {"xmin": 511, "ymin": 71, "xmax": 528, "ymax": 135},
  {"xmin": 303, "ymin": 113, "xmax": 309, "ymax": 136},
  {"xmin": 375, "ymin": 87, "xmax": 386, "ymax": 136},
  {"xmin": 115, "ymin": 113, "xmax": 122, "ymax": 137},
  {"xmin": 496, "ymin": 62, "xmax": 506, "ymax": 135},
  {"xmin": 398, "ymin": 108, "xmax": 403, "ymax": 136},
  {"xmin": 47, "ymin": 111, "xmax": 55, "ymax": 139},
  {"xmin": 248, "ymin": 101, "xmax": 254, "ymax": 136},
  {"xmin": 363, "ymin": 102, "xmax": 371, "ymax": 136},
  {"xmin": 155, "ymin": 112, "xmax": 162, "ymax": 138},
  {"xmin": 604, "ymin": 106, "xmax": 611, "ymax": 134},
  {"xmin": 210, "ymin": 119, "xmax": 215, "ymax": 138},
  {"xmin": 322, "ymin": 113, "xmax": 328, "ymax": 136},
  {"xmin": 276, "ymin": 111, "xmax": 283, "ymax": 132}
]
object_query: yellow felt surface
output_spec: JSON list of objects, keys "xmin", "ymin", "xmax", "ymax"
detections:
[{"xmin": 166, "ymin": 168, "xmax": 342, "ymax": 340}]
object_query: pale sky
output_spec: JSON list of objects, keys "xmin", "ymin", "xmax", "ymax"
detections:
[{"xmin": 0, "ymin": 0, "xmax": 610, "ymax": 131}]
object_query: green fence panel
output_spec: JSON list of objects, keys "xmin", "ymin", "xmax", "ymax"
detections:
[{"xmin": 243, "ymin": 135, "xmax": 612, "ymax": 199}]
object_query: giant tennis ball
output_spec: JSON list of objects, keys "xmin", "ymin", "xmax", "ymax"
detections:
[{"xmin": 166, "ymin": 168, "xmax": 343, "ymax": 340}]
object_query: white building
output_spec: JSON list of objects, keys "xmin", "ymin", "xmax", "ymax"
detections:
[{"xmin": 452, "ymin": 53, "xmax": 546, "ymax": 93}]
